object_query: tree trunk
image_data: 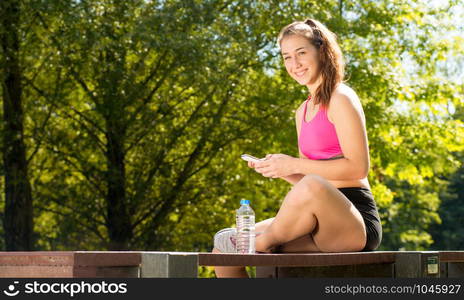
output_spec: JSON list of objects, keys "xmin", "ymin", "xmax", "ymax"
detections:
[
  {"xmin": 1, "ymin": 0, "xmax": 34, "ymax": 250},
  {"xmin": 105, "ymin": 123, "xmax": 132, "ymax": 250}
]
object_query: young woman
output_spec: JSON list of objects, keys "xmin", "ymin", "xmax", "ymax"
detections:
[{"xmin": 212, "ymin": 18, "xmax": 382, "ymax": 278}]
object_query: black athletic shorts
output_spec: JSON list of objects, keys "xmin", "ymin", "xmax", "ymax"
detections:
[{"xmin": 338, "ymin": 187, "xmax": 382, "ymax": 251}]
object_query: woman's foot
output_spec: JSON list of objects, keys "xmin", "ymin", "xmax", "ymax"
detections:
[{"xmin": 214, "ymin": 228, "xmax": 237, "ymax": 253}]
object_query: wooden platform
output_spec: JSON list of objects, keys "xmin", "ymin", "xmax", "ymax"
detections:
[
  {"xmin": 198, "ymin": 251, "xmax": 397, "ymax": 266},
  {"xmin": 198, "ymin": 251, "xmax": 464, "ymax": 278},
  {"xmin": 0, "ymin": 251, "xmax": 141, "ymax": 278},
  {"xmin": 0, "ymin": 251, "xmax": 463, "ymax": 278}
]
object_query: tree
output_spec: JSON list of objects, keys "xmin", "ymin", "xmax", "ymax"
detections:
[
  {"xmin": 26, "ymin": 0, "xmax": 289, "ymax": 250},
  {"xmin": 430, "ymin": 104, "xmax": 464, "ymax": 250},
  {"xmin": 1, "ymin": 0, "xmax": 462, "ymax": 254},
  {"xmin": 0, "ymin": 0, "xmax": 34, "ymax": 250}
]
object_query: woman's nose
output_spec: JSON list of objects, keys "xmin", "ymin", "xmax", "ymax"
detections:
[{"xmin": 291, "ymin": 56, "xmax": 301, "ymax": 68}]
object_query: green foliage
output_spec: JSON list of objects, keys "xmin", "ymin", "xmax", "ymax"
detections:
[
  {"xmin": 429, "ymin": 106, "xmax": 464, "ymax": 251},
  {"xmin": 0, "ymin": 0, "xmax": 463, "ymax": 255}
]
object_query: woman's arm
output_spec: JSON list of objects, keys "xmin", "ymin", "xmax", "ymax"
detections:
[
  {"xmin": 248, "ymin": 158, "xmax": 304, "ymax": 184},
  {"xmin": 255, "ymin": 89, "xmax": 370, "ymax": 181}
]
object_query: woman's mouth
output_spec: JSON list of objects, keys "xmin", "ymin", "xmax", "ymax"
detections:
[{"xmin": 294, "ymin": 69, "xmax": 308, "ymax": 77}]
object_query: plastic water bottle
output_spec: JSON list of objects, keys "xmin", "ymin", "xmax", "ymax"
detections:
[{"xmin": 236, "ymin": 199, "xmax": 255, "ymax": 254}]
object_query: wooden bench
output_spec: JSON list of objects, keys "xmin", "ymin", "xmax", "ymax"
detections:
[
  {"xmin": 198, "ymin": 251, "xmax": 464, "ymax": 278},
  {"xmin": 0, "ymin": 251, "xmax": 197, "ymax": 278},
  {"xmin": 0, "ymin": 251, "xmax": 463, "ymax": 278},
  {"xmin": 439, "ymin": 251, "xmax": 464, "ymax": 278}
]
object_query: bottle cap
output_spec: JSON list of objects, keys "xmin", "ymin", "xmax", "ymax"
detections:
[{"xmin": 240, "ymin": 199, "xmax": 250, "ymax": 205}]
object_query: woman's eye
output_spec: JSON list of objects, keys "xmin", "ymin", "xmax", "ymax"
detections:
[
  {"xmin": 298, "ymin": 52, "xmax": 306, "ymax": 55},
  {"xmin": 283, "ymin": 57, "xmax": 290, "ymax": 60}
]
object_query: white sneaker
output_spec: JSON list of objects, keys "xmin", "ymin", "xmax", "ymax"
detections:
[{"xmin": 213, "ymin": 228, "xmax": 236, "ymax": 253}]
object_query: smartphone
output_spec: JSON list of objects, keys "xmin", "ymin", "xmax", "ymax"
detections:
[{"xmin": 241, "ymin": 154, "xmax": 265, "ymax": 163}]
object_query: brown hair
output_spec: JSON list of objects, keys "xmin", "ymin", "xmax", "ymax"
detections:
[{"xmin": 277, "ymin": 19, "xmax": 344, "ymax": 107}]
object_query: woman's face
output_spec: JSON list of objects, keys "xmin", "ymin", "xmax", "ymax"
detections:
[{"xmin": 280, "ymin": 34, "xmax": 320, "ymax": 86}]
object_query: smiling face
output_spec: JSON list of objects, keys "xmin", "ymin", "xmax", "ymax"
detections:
[{"xmin": 280, "ymin": 34, "xmax": 321, "ymax": 87}]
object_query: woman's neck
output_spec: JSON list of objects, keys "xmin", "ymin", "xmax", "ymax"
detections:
[{"xmin": 306, "ymin": 76, "xmax": 322, "ymax": 97}]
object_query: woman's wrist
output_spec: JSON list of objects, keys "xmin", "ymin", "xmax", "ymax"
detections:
[{"xmin": 290, "ymin": 157, "xmax": 301, "ymax": 175}]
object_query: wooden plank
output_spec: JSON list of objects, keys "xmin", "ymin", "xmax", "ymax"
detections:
[
  {"xmin": 73, "ymin": 251, "xmax": 141, "ymax": 267},
  {"xmin": 0, "ymin": 252, "xmax": 75, "ymax": 266},
  {"xmin": 0, "ymin": 251, "xmax": 142, "ymax": 278},
  {"xmin": 439, "ymin": 251, "xmax": 464, "ymax": 263},
  {"xmin": 73, "ymin": 266, "xmax": 140, "ymax": 278},
  {"xmin": 198, "ymin": 251, "xmax": 397, "ymax": 267},
  {"xmin": 1, "ymin": 251, "xmax": 459, "ymax": 278},
  {"xmin": 276, "ymin": 263, "xmax": 394, "ymax": 278},
  {"xmin": 0, "ymin": 266, "xmax": 74, "ymax": 278},
  {"xmin": 0, "ymin": 252, "xmax": 141, "ymax": 267}
]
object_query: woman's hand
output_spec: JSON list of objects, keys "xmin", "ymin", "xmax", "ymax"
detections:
[{"xmin": 252, "ymin": 154, "xmax": 297, "ymax": 178}]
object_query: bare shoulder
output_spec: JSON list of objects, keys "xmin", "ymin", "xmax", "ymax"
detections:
[
  {"xmin": 331, "ymin": 83, "xmax": 362, "ymax": 108},
  {"xmin": 327, "ymin": 83, "xmax": 364, "ymax": 121}
]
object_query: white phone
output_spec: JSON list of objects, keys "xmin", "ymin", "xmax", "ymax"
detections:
[{"xmin": 241, "ymin": 154, "xmax": 265, "ymax": 163}]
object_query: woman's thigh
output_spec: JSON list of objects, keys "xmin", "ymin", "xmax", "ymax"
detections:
[{"xmin": 304, "ymin": 176, "xmax": 367, "ymax": 252}]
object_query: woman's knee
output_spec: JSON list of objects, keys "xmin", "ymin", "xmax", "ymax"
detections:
[{"xmin": 290, "ymin": 174, "xmax": 327, "ymax": 206}]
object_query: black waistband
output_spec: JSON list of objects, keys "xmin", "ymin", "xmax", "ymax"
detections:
[{"xmin": 337, "ymin": 187, "xmax": 371, "ymax": 192}]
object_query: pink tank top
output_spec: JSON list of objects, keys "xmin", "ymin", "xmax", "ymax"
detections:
[{"xmin": 298, "ymin": 96, "xmax": 343, "ymax": 160}]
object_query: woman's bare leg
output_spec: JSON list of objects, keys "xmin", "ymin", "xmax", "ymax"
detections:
[
  {"xmin": 255, "ymin": 174, "xmax": 367, "ymax": 253},
  {"xmin": 280, "ymin": 233, "xmax": 320, "ymax": 253},
  {"xmin": 212, "ymin": 218, "xmax": 274, "ymax": 278},
  {"xmin": 214, "ymin": 174, "xmax": 367, "ymax": 277},
  {"xmin": 213, "ymin": 218, "xmax": 320, "ymax": 277},
  {"xmin": 212, "ymin": 247, "xmax": 249, "ymax": 278}
]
